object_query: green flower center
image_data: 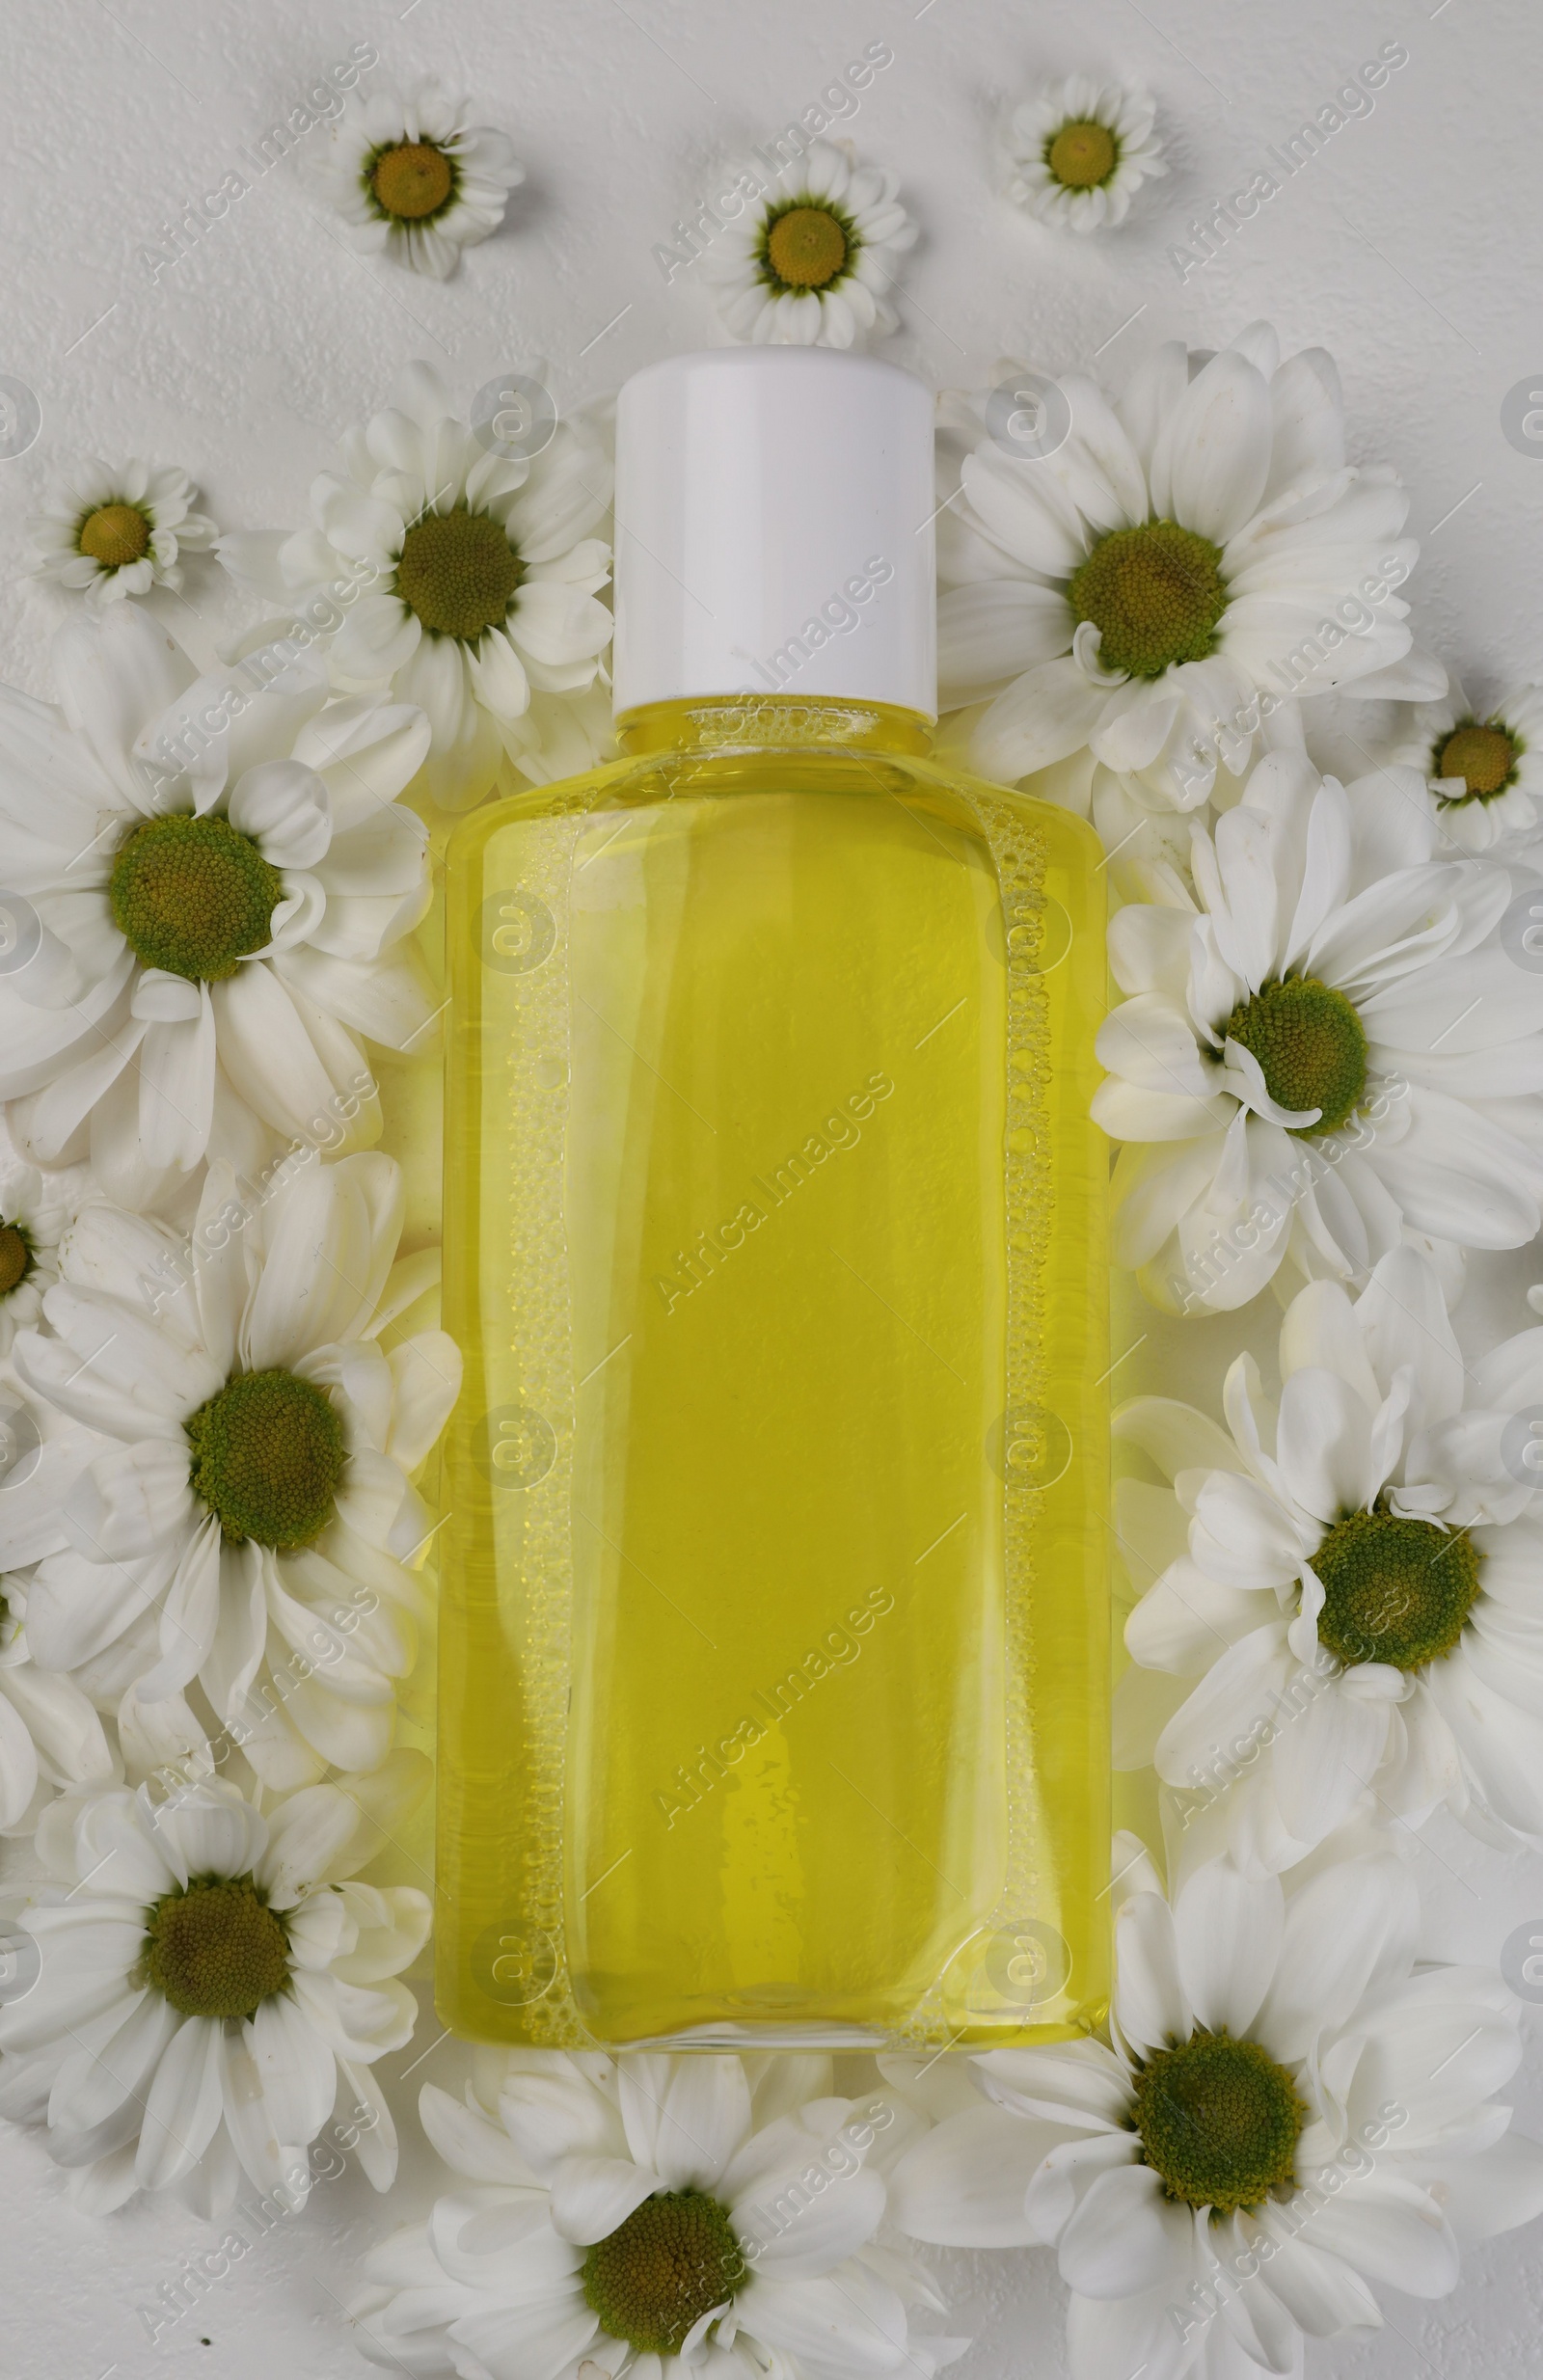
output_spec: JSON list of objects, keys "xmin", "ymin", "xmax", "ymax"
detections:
[
  {"xmin": 764, "ymin": 203, "xmax": 851, "ymax": 290},
  {"xmin": 1068, "ymin": 520, "xmax": 1229, "ymax": 679},
  {"xmin": 1223, "ymin": 976, "xmax": 1368, "ymax": 1136},
  {"xmin": 1134, "ymin": 2030, "xmax": 1306, "ymax": 2213},
  {"xmin": 141, "ymin": 1875, "xmax": 290, "ymax": 2018},
  {"xmin": 1436, "ymin": 721, "xmax": 1518, "ymax": 803},
  {"xmin": 79, "ymin": 501, "xmax": 151, "ymax": 568},
  {"xmin": 1047, "ymin": 120, "xmax": 1118, "ymax": 188},
  {"xmin": 1311, "ymin": 1507, "xmax": 1481, "ymax": 1670},
  {"xmin": 370, "ymin": 140, "xmax": 456, "ymax": 222},
  {"xmin": 0, "ymin": 1223, "xmax": 33, "ymax": 1298},
  {"xmin": 581, "ymin": 2190, "xmax": 745, "ymax": 2356},
  {"xmin": 186, "ymin": 1370, "xmax": 346, "ymax": 1551},
  {"xmin": 393, "ymin": 505, "xmax": 524, "ymax": 641},
  {"xmin": 110, "ymin": 813, "xmax": 282, "ymax": 984}
]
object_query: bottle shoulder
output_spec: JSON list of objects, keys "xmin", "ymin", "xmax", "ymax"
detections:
[{"xmin": 447, "ymin": 744, "xmax": 1104, "ymax": 879}]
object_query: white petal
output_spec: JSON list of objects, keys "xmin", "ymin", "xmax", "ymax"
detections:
[
  {"xmin": 250, "ymin": 1988, "xmax": 338, "ymax": 2144},
  {"xmin": 1150, "ymin": 350, "xmax": 1272, "ymax": 543},
  {"xmin": 1269, "ymin": 1674, "xmax": 1392, "ymax": 1848},
  {"xmin": 973, "ymin": 658, "xmax": 1103, "ymax": 782},
  {"xmin": 1059, "ymin": 2161, "xmax": 1193, "ymax": 2297},
  {"xmin": 245, "ymin": 1152, "xmax": 401, "ymax": 1368},
  {"xmin": 1278, "ymin": 1368, "xmax": 1377, "ymax": 1521},
  {"xmin": 386, "ymin": 1334, "xmax": 462, "ymax": 1470},
  {"xmin": 157, "ymin": 1779, "xmax": 269, "ymax": 1884},
  {"xmin": 138, "ymin": 983, "xmax": 216, "ymax": 1175},
  {"xmin": 1255, "ymin": 1851, "xmax": 1418, "ymax": 2062},
  {"xmin": 498, "ymin": 2063, "xmax": 625, "ymax": 2180},
  {"xmin": 418, "ymin": 2081, "xmax": 541, "ymax": 2184},
  {"xmin": 976, "ymin": 2039, "xmax": 1132, "ymax": 2129},
  {"xmin": 1113, "ymin": 1891, "xmax": 1191, "ymax": 2056},
  {"xmin": 230, "ymin": 759, "xmax": 333, "ymax": 870},
  {"xmin": 1065, "ymin": 2283, "xmax": 1192, "ymax": 2380},
  {"xmin": 738, "ymin": 2261, "xmax": 910, "ymax": 2380},
  {"xmin": 62, "ymin": 1437, "xmax": 194, "ymax": 1561},
  {"xmin": 742, "ymin": 2161, "xmax": 885, "ymax": 2278},
  {"xmin": 549, "ymin": 2153, "xmax": 660, "ymax": 2244},
  {"xmin": 617, "ymin": 2053, "xmax": 750, "ymax": 2188},
  {"xmin": 887, "ymin": 2101, "xmax": 1068, "ymax": 2247},
  {"xmin": 1173, "ymin": 1862, "xmax": 1282, "ymax": 2036},
  {"xmin": 1298, "ymin": 2176, "xmax": 1458, "ymax": 2298},
  {"xmin": 257, "ymin": 1781, "xmax": 365, "ymax": 1905},
  {"xmin": 134, "ymin": 2012, "xmax": 225, "ymax": 2189},
  {"xmin": 1426, "ymin": 2131, "xmax": 1543, "ymax": 2245}
]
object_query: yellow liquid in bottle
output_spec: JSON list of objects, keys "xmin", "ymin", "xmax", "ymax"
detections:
[{"xmin": 438, "ymin": 700, "xmax": 1109, "ymax": 2049}]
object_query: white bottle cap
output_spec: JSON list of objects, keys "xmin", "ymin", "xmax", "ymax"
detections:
[{"xmin": 611, "ymin": 348, "xmax": 936, "ymax": 721}]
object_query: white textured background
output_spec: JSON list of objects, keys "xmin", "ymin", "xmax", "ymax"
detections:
[{"xmin": 4, "ymin": 0, "xmax": 1543, "ymax": 2372}]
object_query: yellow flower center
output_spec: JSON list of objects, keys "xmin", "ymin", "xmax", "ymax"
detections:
[
  {"xmin": 0, "ymin": 1224, "xmax": 31, "ymax": 1298},
  {"xmin": 1436, "ymin": 721, "xmax": 1518, "ymax": 802},
  {"xmin": 142, "ymin": 1875, "xmax": 291, "ymax": 2018},
  {"xmin": 110, "ymin": 813, "xmax": 282, "ymax": 984},
  {"xmin": 766, "ymin": 204, "xmax": 850, "ymax": 290},
  {"xmin": 393, "ymin": 505, "xmax": 524, "ymax": 640},
  {"xmin": 582, "ymin": 2190, "xmax": 745, "ymax": 2356},
  {"xmin": 371, "ymin": 140, "xmax": 455, "ymax": 222},
  {"xmin": 1069, "ymin": 520, "xmax": 1229, "ymax": 679},
  {"xmin": 1311, "ymin": 1508, "xmax": 1481, "ymax": 1670},
  {"xmin": 1223, "ymin": 975, "xmax": 1368, "ymax": 1136},
  {"xmin": 79, "ymin": 502, "xmax": 151, "ymax": 567},
  {"xmin": 186, "ymin": 1369, "xmax": 346, "ymax": 1551},
  {"xmin": 1134, "ymin": 2031, "xmax": 1306, "ymax": 2213},
  {"xmin": 1047, "ymin": 121, "xmax": 1118, "ymax": 189}
]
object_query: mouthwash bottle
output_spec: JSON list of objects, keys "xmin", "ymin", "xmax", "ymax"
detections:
[{"xmin": 439, "ymin": 347, "xmax": 1108, "ymax": 2048}]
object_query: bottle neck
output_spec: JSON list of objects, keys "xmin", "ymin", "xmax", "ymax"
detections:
[{"xmin": 615, "ymin": 696, "xmax": 934, "ymax": 759}]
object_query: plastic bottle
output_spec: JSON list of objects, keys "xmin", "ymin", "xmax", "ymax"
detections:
[{"xmin": 438, "ymin": 347, "xmax": 1108, "ymax": 2049}]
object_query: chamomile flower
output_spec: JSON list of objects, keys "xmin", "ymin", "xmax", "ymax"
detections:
[
  {"xmin": 700, "ymin": 141, "xmax": 918, "ymax": 349},
  {"xmin": 311, "ymin": 79, "xmax": 525, "ymax": 280},
  {"xmin": 937, "ymin": 322, "xmax": 1419, "ymax": 809},
  {"xmin": 0, "ymin": 1159, "xmax": 81, "ymax": 1357},
  {"xmin": 1004, "ymin": 77, "xmax": 1167, "ymax": 232},
  {"xmin": 0, "ymin": 1770, "xmax": 429, "ymax": 2215},
  {"xmin": 0, "ymin": 602, "xmax": 434, "ymax": 1212},
  {"xmin": 0, "ymin": 1578, "xmax": 114, "ymax": 1834},
  {"xmin": 889, "ymin": 1838, "xmax": 1543, "ymax": 2380},
  {"xmin": 14, "ymin": 1152, "xmax": 461, "ymax": 1789},
  {"xmin": 28, "ymin": 456, "xmax": 218, "ymax": 607},
  {"xmin": 351, "ymin": 2048, "xmax": 967, "ymax": 2380},
  {"xmin": 219, "ymin": 361, "xmax": 613, "ymax": 810},
  {"xmin": 1379, "ymin": 669, "xmax": 1543, "ymax": 853},
  {"xmin": 1094, "ymin": 748, "xmax": 1543, "ymax": 1312},
  {"xmin": 1116, "ymin": 1246, "xmax": 1543, "ymax": 1872}
]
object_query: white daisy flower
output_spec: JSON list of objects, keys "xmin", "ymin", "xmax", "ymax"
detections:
[
  {"xmin": 350, "ymin": 2049, "xmax": 968, "ymax": 2380},
  {"xmin": 889, "ymin": 1837, "xmax": 1543, "ymax": 2380},
  {"xmin": 1094, "ymin": 747, "xmax": 1543, "ymax": 1312},
  {"xmin": 0, "ymin": 601, "xmax": 434, "ymax": 1211},
  {"xmin": 13, "ymin": 1151, "xmax": 461, "ymax": 1789},
  {"xmin": 311, "ymin": 78, "xmax": 525, "ymax": 280},
  {"xmin": 1115, "ymin": 1244, "xmax": 1543, "ymax": 1871},
  {"xmin": 1004, "ymin": 76, "xmax": 1167, "ymax": 232},
  {"xmin": 219, "ymin": 362, "xmax": 613, "ymax": 812},
  {"xmin": 937, "ymin": 321, "xmax": 1419, "ymax": 809},
  {"xmin": 1376, "ymin": 668, "xmax": 1543, "ymax": 853},
  {"xmin": 0, "ymin": 1770, "xmax": 429, "ymax": 2215},
  {"xmin": 0, "ymin": 1158, "xmax": 83, "ymax": 1357},
  {"xmin": 0, "ymin": 1576, "xmax": 115, "ymax": 1834},
  {"xmin": 28, "ymin": 455, "xmax": 218, "ymax": 608},
  {"xmin": 699, "ymin": 140, "xmax": 919, "ymax": 348}
]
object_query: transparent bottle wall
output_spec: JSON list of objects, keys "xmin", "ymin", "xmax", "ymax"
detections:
[{"xmin": 438, "ymin": 715, "xmax": 1110, "ymax": 2050}]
